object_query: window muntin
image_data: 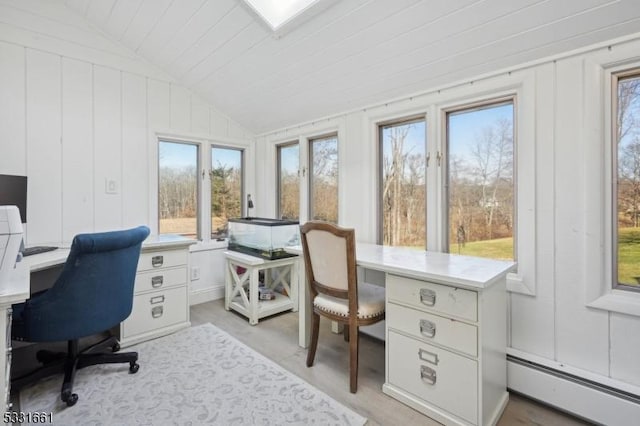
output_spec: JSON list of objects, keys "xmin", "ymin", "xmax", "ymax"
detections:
[
  {"xmin": 211, "ymin": 146, "xmax": 244, "ymax": 239},
  {"xmin": 614, "ymin": 71, "xmax": 640, "ymax": 288},
  {"xmin": 378, "ymin": 118, "xmax": 427, "ymax": 247},
  {"xmin": 309, "ymin": 135, "xmax": 338, "ymax": 222},
  {"xmin": 158, "ymin": 140, "xmax": 199, "ymax": 239},
  {"xmin": 277, "ymin": 142, "xmax": 300, "ymax": 220},
  {"xmin": 446, "ymin": 100, "xmax": 515, "ymax": 261}
]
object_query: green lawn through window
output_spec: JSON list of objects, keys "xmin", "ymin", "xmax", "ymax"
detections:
[{"xmin": 448, "ymin": 229, "xmax": 639, "ymax": 287}]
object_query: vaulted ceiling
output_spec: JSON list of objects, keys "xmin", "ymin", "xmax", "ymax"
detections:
[{"xmin": 63, "ymin": 0, "xmax": 640, "ymax": 134}]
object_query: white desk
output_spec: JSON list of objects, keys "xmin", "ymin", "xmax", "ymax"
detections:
[
  {"xmin": 0, "ymin": 234, "xmax": 194, "ymax": 411},
  {"xmin": 288, "ymin": 242, "xmax": 515, "ymax": 426},
  {"xmin": 289, "ymin": 243, "xmax": 515, "ymax": 345},
  {"xmin": 0, "ymin": 239, "xmax": 31, "ymax": 410},
  {"xmin": 21, "ymin": 247, "xmax": 70, "ymax": 273}
]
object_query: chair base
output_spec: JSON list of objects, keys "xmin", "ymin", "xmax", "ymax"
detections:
[{"xmin": 12, "ymin": 335, "xmax": 139, "ymax": 407}]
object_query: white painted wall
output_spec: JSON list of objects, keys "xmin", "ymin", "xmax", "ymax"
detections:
[
  {"xmin": 3, "ymin": 0, "xmax": 640, "ymax": 419},
  {"xmin": 255, "ymin": 32, "xmax": 640, "ymax": 415},
  {"xmin": 0, "ymin": 0, "xmax": 254, "ymax": 302}
]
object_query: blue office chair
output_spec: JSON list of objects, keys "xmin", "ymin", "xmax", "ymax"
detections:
[{"xmin": 11, "ymin": 226, "xmax": 150, "ymax": 407}]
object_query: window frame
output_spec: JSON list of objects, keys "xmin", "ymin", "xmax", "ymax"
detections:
[
  {"xmin": 583, "ymin": 56, "xmax": 640, "ymax": 316},
  {"xmin": 376, "ymin": 115, "xmax": 428, "ymax": 246},
  {"xmin": 366, "ymin": 76, "xmax": 533, "ymax": 294},
  {"xmin": 210, "ymin": 144, "xmax": 245, "ymax": 239},
  {"xmin": 308, "ymin": 132, "xmax": 339, "ymax": 223},
  {"xmin": 157, "ymin": 138, "xmax": 202, "ymax": 239},
  {"xmin": 276, "ymin": 140, "xmax": 300, "ymax": 220},
  {"xmin": 442, "ymin": 96, "xmax": 517, "ymax": 262},
  {"xmin": 611, "ymin": 68, "xmax": 640, "ymax": 293},
  {"xmin": 155, "ymin": 133, "xmax": 251, "ymax": 246}
]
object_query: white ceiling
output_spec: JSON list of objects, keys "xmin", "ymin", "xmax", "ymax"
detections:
[{"xmin": 63, "ymin": 0, "xmax": 640, "ymax": 134}]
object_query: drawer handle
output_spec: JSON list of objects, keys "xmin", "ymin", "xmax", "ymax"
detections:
[
  {"xmin": 151, "ymin": 255, "xmax": 164, "ymax": 267},
  {"xmin": 420, "ymin": 288, "xmax": 436, "ymax": 306},
  {"xmin": 150, "ymin": 295, "xmax": 165, "ymax": 305},
  {"xmin": 151, "ymin": 306, "xmax": 164, "ymax": 318},
  {"xmin": 151, "ymin": 275, "xmax": 164, "ymax": 288},
  {"xmin": 419, "ymin": 319, "xmax": 436, "ymax": 338},
  {"xmin": 420, "ymin": 365, "xmax": 437, "ymax": 385},
  {"xmin": 418, "ymin": 348, "xmax": 439, "ymax": 365}
]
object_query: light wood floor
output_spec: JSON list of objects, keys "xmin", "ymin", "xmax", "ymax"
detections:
[{"xmin": 191, "ymin": 300, "xmax": 591, "ymax": 426}]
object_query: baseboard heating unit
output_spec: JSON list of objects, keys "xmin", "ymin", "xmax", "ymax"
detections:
[{"xmin": 507, "ymin": 355, "xmax": 640, "ymax": 426}]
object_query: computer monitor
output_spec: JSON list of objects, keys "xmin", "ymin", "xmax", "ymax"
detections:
[{"xmin": 0, "ymin": 174, "xmax": 27, "ymax": 224}]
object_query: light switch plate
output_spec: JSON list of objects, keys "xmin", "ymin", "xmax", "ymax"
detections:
[{"xmin": 105, "ymin": 178, "xmax": 118, "ymax": 194}]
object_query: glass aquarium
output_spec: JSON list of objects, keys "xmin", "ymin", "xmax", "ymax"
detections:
[{"xmin": 228, "ymin": 217, "xmax": 300, "ymax": 260}]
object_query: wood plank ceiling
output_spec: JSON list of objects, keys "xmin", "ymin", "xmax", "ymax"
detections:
[{"xmin": 63, "ymin": 0, "xmax": 640, "ymax": 134}]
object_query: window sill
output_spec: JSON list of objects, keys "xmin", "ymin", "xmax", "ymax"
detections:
[
  {"xmin": 506, "ymin": 269, "xmax": 535, "ymax": 296},
  {"xmin": 586, "ymin": 290, "xmax": 640, "ymax": 317}
]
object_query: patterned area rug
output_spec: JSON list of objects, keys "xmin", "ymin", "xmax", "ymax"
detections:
[{"xmin": 20, "ymin": 323, "xmax": 367, "ymax": 425}]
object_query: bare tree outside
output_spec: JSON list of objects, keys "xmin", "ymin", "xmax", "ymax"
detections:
[
  {"xmin": 616, "ymin": 73, "xmax": 640, "ymax": 286},
  {"xmin": 158, "ymin": 141, "xmax": 198, "ymax": 238},
  {"xmin": 310, "ymin": 135, "xmax": 338, "ymax": 222},
  {"xmin": 447, "ymin": 102, "xmax": 514, "ymax": 260},
  {"xmin": 380, "ymin": 119, "xmax": 426, "ymax": 247}
]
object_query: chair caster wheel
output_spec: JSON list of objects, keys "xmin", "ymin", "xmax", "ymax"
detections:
[
  {"xmin": 111, "ymin": 342, "xmax": 120, "ymax": 352},
  {"xmin": 63, "ymin": 393, "xmax": 78, "ymax": 407},
  {"xmin": 129, "ymin": 362, "xmax": 139, "ymax": 374}
]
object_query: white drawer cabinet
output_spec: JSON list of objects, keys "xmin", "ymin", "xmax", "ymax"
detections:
[
  {"xmin": 387, "ymin": 274, "xmax": 478, "ymax": 321},
  {"xmin": 384, "ymin": 273, "xmax": 508, "ymax": 426},
  {"xmin": 388, "ymin": 330, "xmax": 479, "ymax": 425},
  {"xmin": 124, "ymin": 286, "xmax": 188, "ymax": 337},
  {"xmin": 120, "ymin": 238, "xmax": 193, "ymax": 347},
  {"xmin": 386, "ymin": 303, "xmax": 478, "ymax": 357}
]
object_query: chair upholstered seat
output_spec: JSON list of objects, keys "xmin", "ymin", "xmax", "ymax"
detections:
[{"xmin": 313, "ymin": 282, "xmax": 385, "ymax": 319}]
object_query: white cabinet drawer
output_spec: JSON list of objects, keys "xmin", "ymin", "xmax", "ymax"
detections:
[
  {"xmin": 387, "ymin": 303, "xmax": 478, "ymax": 357},
  {"xmin": 135, "ymin": 267, "xmax": 187, "ymax": 293},
  {"xmin": 388, "ymin": 330, "xmax": 478, "ymax": 425},
  {"xmin": 387, "ymin": 274, "xmax": 477, "ymax": 322},
  {"xmin": 137, "ymin": 249, "xmax": 187, "ymax": 272},
  {"xmin": 123, "ymin": 286, "xmax": 187, "ymax": 338}
]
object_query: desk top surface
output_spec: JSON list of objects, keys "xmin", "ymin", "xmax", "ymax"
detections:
[
  {"xmin": 23, "ymin": 234, "xmax": 195, "ymax": 272},
  {"xmin": 287, "ymin": 242, "xmax": 515, "ymax": 289}
]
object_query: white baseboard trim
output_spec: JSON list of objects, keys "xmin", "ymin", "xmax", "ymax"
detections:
[
  {"xmin": 507, "ymin": 358, "xmax": 640, "ymax": 426},
  {"xmin": 190, "ymin": 286, "xmax": 224, "ymax": 306}
]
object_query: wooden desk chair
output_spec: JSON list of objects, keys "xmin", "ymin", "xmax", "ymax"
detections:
[{"xmin": 300, "ymin": 221, "xmax": 385, "ymax": 393}]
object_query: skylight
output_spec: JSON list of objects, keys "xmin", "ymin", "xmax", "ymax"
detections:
[{"xmin": 243, "ymin": 0, "xmax": 322, "ymax": 31}]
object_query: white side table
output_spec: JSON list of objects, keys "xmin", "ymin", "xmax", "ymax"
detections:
[{"xmin": 224, "ymin": 251, "xmax": 298, "ymax": 325}]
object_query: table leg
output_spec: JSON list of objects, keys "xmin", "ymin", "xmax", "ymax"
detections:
[
  {"xmin": 224, "ymin": 260, "xmax": 232, "ymax": 311},
  {"xmin": 249, "ymin": 266, "xmax": 260, "ymax": 325},
  {"xmin": 297, "ymin": 257, "xmax": 310, "ymax": 348},
  {"xmin": 290, "ymin": 262, "xmax": 298, "ymax": 313}
]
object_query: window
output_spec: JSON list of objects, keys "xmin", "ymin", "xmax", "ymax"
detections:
[
  {"xmin": 277, "ymin": 142, "xmax": 300, "ymax": 220},
  {"xmin": 614, "ymin": 71, "xmax": 640, "ymax": 289},
  {"xmin": 158, "ymin": 141, "xmax": 199, "ymax": 239},
  {"xmin": 378, "ymin": 118, "xmax": 427, "ymax": 247},
  {"xmin": 446, "ymin": 100, "xmax": 515, "ymax": 261},
  {"xmin": 243, "ymin": 0, "xmax": 322, "ymax": 31},
  {"xmin": 211, "ymin": 147, "xmax": 244, "ymax": 239},
  {"xmin": 309, "ymin": 134, "xmax": 338, "ymax": 222},
  {"xmin": 158, "ymin": 138, "xmax": 247, "ymax": 242}
]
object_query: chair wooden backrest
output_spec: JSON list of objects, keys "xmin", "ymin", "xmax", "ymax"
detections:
[{"xmin": 300, "ymin": 221, "xmax": 358, "ymax": 318}]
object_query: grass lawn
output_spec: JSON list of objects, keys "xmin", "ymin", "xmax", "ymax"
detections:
[
  {"xmin": 617, "ymin": 227, "xmax": 640, "ymax": 286},
  {"xmin": 450, "ymin": 229, "xmax": 640, "ymax": 287},
  {"xmin": 452, "ymin": 237, "xmax": 514, "ymax": 261}
]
